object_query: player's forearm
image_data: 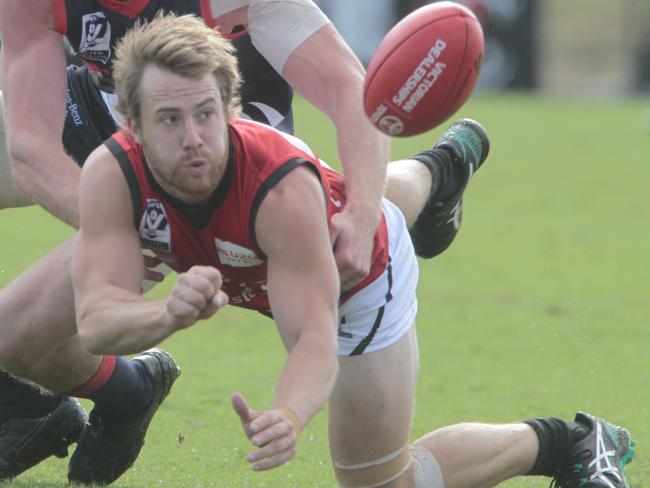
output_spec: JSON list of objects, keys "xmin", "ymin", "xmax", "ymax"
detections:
[
  {"xmin": 10, "ymin": 143, "xmax": 81, "ymax": 228},
  {"xmin": 334, "ymin": 89, "xmax": 390, "ymax": 223},
  {"xmin": 76, "ymin": 289, "xmax": 174, "ymax": 356},
  {"xmin": 273, "ymin": 326, "xmax": 339, "ymax": 430}
]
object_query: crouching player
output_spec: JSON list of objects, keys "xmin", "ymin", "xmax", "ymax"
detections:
[{"xmin": 72, "ymin": 14, "xmax": 635, "ymax": 488}]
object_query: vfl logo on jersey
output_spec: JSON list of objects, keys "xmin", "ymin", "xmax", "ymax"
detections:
[
  {"xmin": 214, "ymin": 238, "xmax": 263, "ymax": 267},
  {"xmin": 79, "ymin": 12, "xmax": 112, "ymax": 64},
  {"xmin": 139, "ymin": 199, "xmax": 171, "ymax": 252}
]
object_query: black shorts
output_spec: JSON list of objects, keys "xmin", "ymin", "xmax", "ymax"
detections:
[
  {"xmin": 62, "ymin": 32, "xmax": 294, "ymax": 166},
  {"xmin": 63, "ymin": 65, "xmax": 117, "ymax": 166},
  {"xmin": 233, "ymin": 32, "xmax": 294, "ymax": 135}
]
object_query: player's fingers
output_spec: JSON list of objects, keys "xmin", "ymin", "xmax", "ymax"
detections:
[
  {"xmin": 188, "ymin": 265, "xmax": 223, "ymax": 288},
  {"xmin": 143, "ymin": 268, "xmax": 165, "ymax": 283},
  {"xmin": 249, "ymin": 433, "xmax": 294, "ymax": 461},
  {"xmin": 196, "ymin": 290, "xmax": 229, "ymax": 320},
  {"xmin": 329, "ymin": 214, "xmax": 343, "ymax": 247},
  {"xmin": 177, "ymin": 271, "xmax": 217, "ymax": 293},
  {"xmin": 250, "ymin": 419, "xmax": 293, "ymax": 447},
  {"xmin": 171, "ymin": 283, "xmax": 212, "ymax": 310},
  {"xmin": 249, "ymin": 410, "xmax": 286, "ymax": 436},
  {"xmin": 165, "ymin": 297, "xmax": 200, "ymax": 326},
  {"xmin": 340, "ymin": 269, "xmax": 366, "ymax": 291},
  {"xmin": 231, "ymin": 393, "xmax": 253, "ymax": 426},
  {"xmin": 142, "ymin": 254, "xmax": 162, "ymax": 268},
  {"xmin": 249, "ymin": 439, "xmax": 296, "ymax": 471},
  {"xmin": 212, "ymin": 290, "xmax": 229, "ymax": 309},
  {"xmin": 335, "ymin": 255, "xmax": 365, "ymax": 291}
]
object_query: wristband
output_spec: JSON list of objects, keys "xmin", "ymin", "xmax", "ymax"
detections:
[{"xmin": 278, "ymin": 407, "xmax": 302, "ymax": 435}]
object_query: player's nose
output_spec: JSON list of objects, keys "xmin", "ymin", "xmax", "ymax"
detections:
[{"xmin": 182, "ymin": 119, "xmax": 203, "ymax": 149}]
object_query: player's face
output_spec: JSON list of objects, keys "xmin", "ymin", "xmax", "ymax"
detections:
[{"xmin": 131, "ymin": 64, "xmax": 230, "ymax": 205}]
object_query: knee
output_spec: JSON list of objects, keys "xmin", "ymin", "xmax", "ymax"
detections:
[
  {"xmin": 409, "ymin": 445, "xmax": 445, "ymax": 487},
  {"xmin": 332, "ymin": 445, "xmax": 445, "ymax": 488},
  {"xmin": 333, "ymin": 445, "xmax": 412, "ymax": 488}
]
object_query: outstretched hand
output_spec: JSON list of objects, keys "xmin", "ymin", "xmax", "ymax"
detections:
[{"xmin": 231, "ymin": 393, "xmax": 300, "ymax": 471}]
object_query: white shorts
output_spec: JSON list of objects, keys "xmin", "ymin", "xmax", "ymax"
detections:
[{"xmin": 337, "ymin": 199, "xmax": 419, "ymax": 356}]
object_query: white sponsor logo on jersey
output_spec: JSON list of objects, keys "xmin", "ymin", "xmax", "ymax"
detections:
[{"xmin": 214, "ymin": 238, "xmax": 263, "ymax": 267}]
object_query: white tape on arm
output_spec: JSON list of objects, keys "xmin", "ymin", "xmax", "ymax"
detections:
[{"xmin": 247, "ymin": 0, "xmax": 331, "ymax": 74}]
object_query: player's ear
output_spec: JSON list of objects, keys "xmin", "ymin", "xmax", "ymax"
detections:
[{"xmin": 127, "ymin": 117, "xmax": 143, "ymax": 144}]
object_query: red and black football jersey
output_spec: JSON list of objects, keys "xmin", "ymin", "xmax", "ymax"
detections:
[{"xmin": 106, "ymin": 119, "xmax": 389, "ymax": 312}]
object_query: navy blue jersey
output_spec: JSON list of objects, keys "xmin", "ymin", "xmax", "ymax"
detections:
[
  {"xmin": 54, "ymin": 1, "xmax": 295, "ymax": 162},
  {"xmin": 52, "ymin": 0, "xmax": 212, "ymax": 85}
]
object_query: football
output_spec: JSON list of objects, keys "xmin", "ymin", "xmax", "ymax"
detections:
[{"xmin": 364, "ymin": 1, "xmax": 484, "ymax": 137}]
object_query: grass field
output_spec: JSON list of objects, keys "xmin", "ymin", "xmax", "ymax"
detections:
[{"xmin": 1, "ymin": 92, "xmax": 649, "ymax": 487}]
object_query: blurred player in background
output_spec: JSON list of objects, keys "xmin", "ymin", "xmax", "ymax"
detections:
[
  {"xmin": 71, "ymin": 15, "xmax": 635, "ymax": 487},
  {"xmin": 0, "ymin": 0, "xmax": 479, "ymax": 482}
]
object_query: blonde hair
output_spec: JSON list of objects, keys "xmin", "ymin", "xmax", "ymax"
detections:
[{"xmin": 113, "ymin": 13, "xmax": 242, "ymax": 125}]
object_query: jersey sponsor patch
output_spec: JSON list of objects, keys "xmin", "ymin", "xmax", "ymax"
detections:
[
  {"xmin": 79, "ymin": 12, "xmax": 112, "ymax": 64},
  {"xmin": 65, "ymin": 89, "xmax": 86, "ymax": 130},
  {"xmin": 214, "ymin": 238, "xmax": 263, "ymax": 267},
  {"xmin": 139, "ymin": 199, "xmax": 171, "ymax": 252}
]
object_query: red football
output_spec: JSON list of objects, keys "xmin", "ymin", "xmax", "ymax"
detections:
[{"xmin": 364, "ymin": 1, "xmax": 484, "ymax": 137}]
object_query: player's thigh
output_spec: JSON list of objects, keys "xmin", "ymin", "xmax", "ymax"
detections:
[
  {"xmin": 0, "ymin": 237, "xmax": 77, "ymax": 359},
  {"xmin": 0, "ymin": 91, "xmax": 33, "ymax": 208},
  {"xmin": 329, "ymin": 324, "xmax": 419, "ymax": 486}
]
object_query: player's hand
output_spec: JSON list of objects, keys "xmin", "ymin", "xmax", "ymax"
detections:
[
  {"xmin": 142, "ymin": 253, "xmax": 166, "ymax": 283},
  {"xmin": 231, "ymin": 393, "xmax": 299, "ymax": 471},
  {"xmin": 329, "ymin": 209, "xmax": 375, "ymax": 291},
  {"xmin": 165, "ymin": 265, "xmax": 228, "ymax": 329}
]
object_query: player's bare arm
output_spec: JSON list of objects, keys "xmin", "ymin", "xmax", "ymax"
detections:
[
  {"xmin": 0, "ymin": 0, "xmax": 81, "ymax": 227},
  {"xmin": 211, "ymin": 0, "xmax": 390, "ymax": 290},
  {"xmin": 281, "ymin": 23, "xmax": 390, "ymax": 290},
  {"xmin": 232, "ymin": 164, "xmax": 340, "ymax": 471},
  {"xmin": 72, "ymin": 146, "xmax": 227, "ymax": 355}
]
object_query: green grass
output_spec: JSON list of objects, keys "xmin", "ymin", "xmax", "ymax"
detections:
[{"xmin": 1, "ymin": 92, "xmax": 650, "ymax": 486}]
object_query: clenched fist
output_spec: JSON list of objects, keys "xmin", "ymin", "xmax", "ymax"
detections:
[{"xmin": 165, "ymin": 265, "xmax": 228, "ymax": 330}]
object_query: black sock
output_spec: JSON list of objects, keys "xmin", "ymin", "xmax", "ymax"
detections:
[
  {"xmin": 524, "ymin": 417, "xmax": 587, "ymax": 477},
  {"xmin": 68, "ymin": 356, "xmax": 153, "ymax": 424},
  {"xmin": 411, "ymin": 148, "xmax": 463, "ymax": 202},
  {"xmin": 0, "ymin": 369, "xmax": 62, "ymax": 422}
]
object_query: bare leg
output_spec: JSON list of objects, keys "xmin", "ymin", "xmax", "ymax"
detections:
[
  {"xmin": 412, "ymin": 423, "xmax": 537, "ymax": 488},
  {"xmin": 329, "ymin": 325, "xmax": 539, "ymax": 488},
  {"xmin": 0, "ymin": 236, "xmax": 100, "ymax": 392},
  {"xmin": 384, "ymin": 159, "xmax": 431, "ymax": 227},
  {"xmin": 329, "ymin": 325, "xmax": 418, "ymax": 488},
  {"xmin": 0, "ymin": 91, "xmax": 33, "ymax": 208}
]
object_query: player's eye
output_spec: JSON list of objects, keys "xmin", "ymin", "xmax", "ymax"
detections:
[
  {"xmin": 160, "ymin": 115, "xmax": 178, "ymax": 126},
  {"xmin": 199, "ymin": 110, "xmax": 214, "ymax": 120}
]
